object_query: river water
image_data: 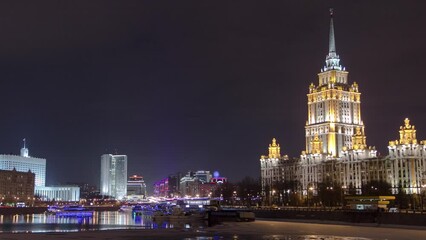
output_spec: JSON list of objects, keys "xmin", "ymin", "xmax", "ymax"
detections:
[
  {"xmin": 0, "ymin": 212, "xmax": 381, "ymax": 239},
  {"xmin": 0, "ymin": 211, "xmax": 205, "ymax": 233}
]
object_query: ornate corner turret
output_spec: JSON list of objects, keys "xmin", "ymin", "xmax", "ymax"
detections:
[
  {"xmin": 399, "ymin": 118, "xmax": 417, "ymax": 145},
  {"xmin": 309, "ymin": 83, "xmax": 316, "ymax": 93},
  {"xmin": 350, "ymin": 82, "xmax": 359, "ymax": 92},
  {"xmin": 268, "ymin": 138, "xmax": 281, "ymax": 158},
  {"xmin": 310, "ymin": 134, "xmax": 323, "ymax": 154},
  {"xmin": 352, "ymin": 126, "xmax": 367, "ymax": 150}
]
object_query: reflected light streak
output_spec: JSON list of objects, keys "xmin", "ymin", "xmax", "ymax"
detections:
[{"xmin": 0, "ymin": 211, "xmax": 198, "ymax": 233}]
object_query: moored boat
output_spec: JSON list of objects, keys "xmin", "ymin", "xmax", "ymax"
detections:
[
  {"xmin": 119, "ymin": 205, "xmax": 134, "ymax": 212},
  {"xmin": 46, "ymin": 205, "xmax": 62, "ymax": 214},
  {"xmin": 55, "ymin": 205, "xmax": 93, "ymax": 217},
  {"xmin": 152, "ymin": 207, "xmax": 205, "ymax": 222}
]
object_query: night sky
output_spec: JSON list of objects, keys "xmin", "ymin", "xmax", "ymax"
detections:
[{"xmin": 0, "ymin": 1, "xmax": 426, "ymax": 191}]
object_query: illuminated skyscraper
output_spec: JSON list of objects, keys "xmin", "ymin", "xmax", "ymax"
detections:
[
  {"xmin": 100, "ymin": 154, "xmax": 127, "ymax": 199},
  {"xmin": 0, "ymin": 140, "xmax": 46, "ymax": 187},
  {"xmin": 259, "ymin": 10, "xmax": 426, "ymax": 199},
  {"xmin": 260, "ymin": 10, "xmax": 378, "ymax": 199},
  {"xmin": 305, "ymin": 9, "xmax": 363, "ymax": 157},
  {"xmin": 298, "ymin": 10, "xmax": 377, "ymax": 194}
]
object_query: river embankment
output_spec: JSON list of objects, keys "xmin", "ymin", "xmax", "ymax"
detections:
[{"xmin": 253, "ymin": 208, "xmax": 426, "ymax": 226}]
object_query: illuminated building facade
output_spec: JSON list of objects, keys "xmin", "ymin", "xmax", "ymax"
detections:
[
  {"xmin": 35, "ymin": 186, "xmax": 80, "ymax": 202},
  {"xmin": 0, "ymin": 169, "xmax": 35, "ymax": 205},
  {"xmin": 388, "ymin": 118, "xmax": 426, "ymax": 194},
  {"xmin": 260, "ymin": 138, "xmax": 288, "ymax": 192},
  {"xmin": 127, "ymin": 175, "xmax": 147, "ymax": 197},
  {"xmin": 153, "ymin": 177, "xmax": 169, "ymax": 197},
  {"xmin": 195, "ymin": 170, "xmax": 212, "ymax": 184},
  {"xmin": 65, "ymin": 182, "xmax": 97, "ymax": 199},
  {"xmin": 0, "ymin": 142, "xmax": 46, "ymax": 187},
  {"xmin": 180, "ymin": 171, "xmax": 199, "ymax": 197},
  {"xmin": 100, "ymin": 154, "xmax": 127, "ymax": 200},
  {"xmin": 298, "ymin": 10, "xmax": 381, "ymax": 195},
  {"xmin": 259, "ymin": 10, "xmax": 426, "ymax": 199},
  {"xmin": 305, "ymin": 10, "xmax": 363, "ymax": 158},
  {"xmin": 153, "ymin": 173, "xmax": 182, "ymax": 198},
  {"xmin": 179, "ymin": 170, "xmax": 217, "ymax": 197}
]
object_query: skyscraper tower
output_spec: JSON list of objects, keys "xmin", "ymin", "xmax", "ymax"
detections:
[
  {"xmin": 305, "ymin": 9, "xmax": 363, "ymax": 157},
  {"xmin": 100, "ymin": 154, "xmax": 127, "ymax": 199}
]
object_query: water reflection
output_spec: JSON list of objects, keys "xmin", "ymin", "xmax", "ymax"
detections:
[
  {"xmin": 0, "ymin": 211, "xmax": 205, "ymax": 233},
  {"xmin": 181, "ymin": 237, "xmax": 374, "ymax": 240},
  {"xmin": 0, "ymin": 214, "xmax": 376, "ymax": 239}
]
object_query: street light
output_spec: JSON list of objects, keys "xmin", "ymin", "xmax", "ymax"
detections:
[
  {"xmin": 326, "ymin": 186, "xmax": 333, "ymax": 207},
  {"xmin": 308, "ymin": 187, "xmax": 313, "ymax": 208},
  {"xmin": 421, "ymin": 173, "xmax": 426, "ymax": 212},
  {"xmin": 286, "ymin": 189, "xmax": 291, "ymax": 206},
  {"xmin": 271, "ymin": 190, "xmax": 276, "ymax": 206},
  {"xmin": 341, "ymin": 186, "xmax": 347, "ymax": 207},
  {"xmin": 421, "ymin": 184, "xmax": 426, "ymax": 212}
]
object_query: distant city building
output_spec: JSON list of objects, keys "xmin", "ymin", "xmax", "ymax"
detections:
[
  {"xmin": 154, "ymin": 171, "xmax": 225, "ymax": 198},
  {"xmin": 167, "ymin": 173, "xmax": 182, "ymax": 197},
  {"xmin": 199, "ymin": 176, "xmax": 227, "ymax": 197},
  {"xmin": 153, "ymin": 177, "xmax": 169, "ymax": 197},
  {"xmin": 35, "ymin": 186, "xmax": 80, "ymax": 202},
  {"xmin": 195, "ymin": 170, "xmax": 212, "ymax": 183},
  {"xmin": 259, "ymin": 11, "xmax": 426, "ymax": 200},
  {"xmin": 210, "ymin": 177, "xmax": 227, "ymax": 184},
  {"xmin": 180, "ymin": 171, "xmax": 199, "ymax": 197},
  {"xmin": 0, "ymin": 169, "xmax": 35, "ymax": 205},
  {"xmin": 210, "ymin": 170, "xmax": 227, "ymax": 184},
  {"xmin": 65, "ymin": 182, "xmax": 97, "ymax": 199},
  {"xmin": 100, "ymin": 154, "xmax": 127, "ymax": 199},
  {"xmin": 0, "ymin": 140, "xmax": 46, "ymax": 187},
  {"xmin": 153, "ymin": 173, "xmax": 182, "ymax": 198},
  {"xmin": 179, "ymin": 170, "xmax": 220, "ymax": 197},
  {"xmin": 127, "ymin": 174, "xmax": 147, "ymax": 197}
]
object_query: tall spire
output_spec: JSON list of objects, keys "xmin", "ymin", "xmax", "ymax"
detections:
[
  {"xmin": 324, "ymin": 8, "xmax": 342, "ymax": 71},
  {"xmin": 329, "ymin": 8, "xmax": 336, "ymax": 54}
]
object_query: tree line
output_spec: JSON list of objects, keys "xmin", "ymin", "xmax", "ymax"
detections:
[{"xmin": 212, "ymin": 177, "xmax": 423, "ymax": 210}]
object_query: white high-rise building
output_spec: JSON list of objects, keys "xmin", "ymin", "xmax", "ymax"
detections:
[
  {"xmin": 0, "ymin": 140, "xmax": 46, "ymax": 187},
  {"xmin": 100, "ymin": 154, "xmax": 127, "ymax": 199}
]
